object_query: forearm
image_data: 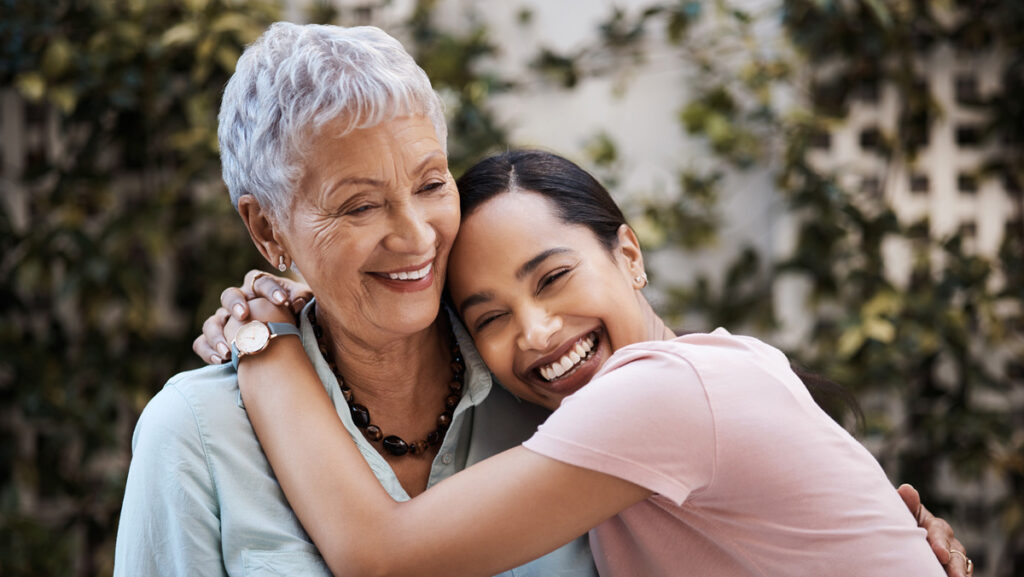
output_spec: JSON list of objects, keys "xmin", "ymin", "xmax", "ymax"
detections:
[
  {"xmin": 238, "ymin": 340, "xmax": 648, "ymax": 577},
  {"xmin": 238, "ymin": 340, "xmax": 402, "ymax": 575}
]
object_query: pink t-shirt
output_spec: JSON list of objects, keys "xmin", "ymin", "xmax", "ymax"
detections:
[{"xmin": 523, "ymin": 330, "xmax": 944, "ymax": 577}]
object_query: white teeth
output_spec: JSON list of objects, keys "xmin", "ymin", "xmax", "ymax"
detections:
[
  {"xmin": 538, "ymin": 333, "xmax": 597, "ymax": 382},
  {"xmin": 386, "ymin": 262, "xmax": 432, "ymax": 281}
]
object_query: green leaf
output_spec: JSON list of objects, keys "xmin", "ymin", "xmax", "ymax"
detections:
[
  {"xmin": 15, "ymin": 73, "xmax": 46, "ymax": 101},
  {"xmin": 162, "ymin": 22, "xmax": 200, "ymax": 48}
]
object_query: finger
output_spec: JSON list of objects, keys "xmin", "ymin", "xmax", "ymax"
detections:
[
  {"xmin": 193, "ymin": 334, "xmax": 222, "ymax": 365},
  {"xmin": 290, "ymin": 295, "xmax": 308, "ymax": 315},
  {"xmin": 224, "ymin": 313, "xmax": 246, "ymax": 343},
  {"xmin": 251, "ymin": 274, "xmax": 290, "ymax": 306},
  {"xmin": 946, "ymin": 537, "xmax": 968, "ymax": 577},
  {"xmin": 924, "ymin": 511, "xmax": 953, "ymax": 564},
  {"xmin": 220, "ymin": 287, "xmax": 250, "ymax": 320},
  {"xmin": 202, "ymin": 307, "xmax": 233, "ymax": 361},
  {"xmin": 897, "ymin": 484, "xmax": 922, "ymax": 520}
]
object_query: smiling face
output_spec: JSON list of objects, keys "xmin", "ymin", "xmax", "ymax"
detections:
[
  {"xmin": 447, "ymin": 190, "xmax": 650, "ymax": 410},
  {"xmin": 279, "ymin": 114, "xmax": 459, "ymax": 344}
]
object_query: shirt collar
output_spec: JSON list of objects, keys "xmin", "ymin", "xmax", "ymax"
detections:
[{"xmin": 298, "ymin": 299, "xmax": 494, "ymax": 412}]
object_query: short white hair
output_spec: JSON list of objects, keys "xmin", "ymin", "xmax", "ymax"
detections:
[{"xmin": 218, "ymin": 23, "xmax": 448, "ymax": 218}]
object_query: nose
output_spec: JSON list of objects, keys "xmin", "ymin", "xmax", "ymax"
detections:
[
  {"xmin": 515, "ymin": 304, "xmax": 562, "ymax": 352},
  {"xmin": 385, "ymin": 201, "xmax": 436, "ymax": 254}
]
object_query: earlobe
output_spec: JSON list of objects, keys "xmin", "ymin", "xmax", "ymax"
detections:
[{"xmin": 238, "ymin": 195, "xmax": 288, "ymax": 268}]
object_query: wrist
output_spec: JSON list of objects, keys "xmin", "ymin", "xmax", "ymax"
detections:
[{"xmin": 231, "ymin": 321, "xmax": 301, "ymax": 370}]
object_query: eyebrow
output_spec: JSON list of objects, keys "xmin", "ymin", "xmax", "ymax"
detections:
[
  {"xmin": 457, "ymin": 291, "xmax": 495, "ymax": 319},
  {"xmin": 329, "ymin": 152, "xmax": 447, "ymax": 192},
  {"xmin": 516, "ymin": 248, "xmax": 571, "ymax": 281},
  {"xmin": 456, "ymin": 247, "xmax": 573, "ymax": 318}
]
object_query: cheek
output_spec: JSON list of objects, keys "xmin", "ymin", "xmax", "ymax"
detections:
[
  {"xmin": 477, "ymin": 334, "xmax": 510, "ymax": 372},
  {"xmin": 433, "ymin": 197, "xmax": 461, "ymax": 250},
  {"xmin": 477, "ymin": 333, "xmax": 518, "ymax": 382}
]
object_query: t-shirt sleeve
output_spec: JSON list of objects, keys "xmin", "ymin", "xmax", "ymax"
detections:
[{"xmin": 523, "ymin": 347, "xmax": 715, "ymax": 506}]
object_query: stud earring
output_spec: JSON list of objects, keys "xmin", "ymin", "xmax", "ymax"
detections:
[
  {"xmin": 278, "ymin": 255, "xmax": 288, "ymax": 272},
  {"xmin": 634, "ymin": 272, "xmax": 648, "ymax": 289}
]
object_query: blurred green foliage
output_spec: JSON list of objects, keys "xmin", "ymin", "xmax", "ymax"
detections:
[{"xmin": 0, "ymin": 1, "xmax": 509, "ymax": 574}]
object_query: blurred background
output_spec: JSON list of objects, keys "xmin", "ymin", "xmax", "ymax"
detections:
[{"xmin": 1, "ymin": 0, "xmax": 1021, "ymax": 575}]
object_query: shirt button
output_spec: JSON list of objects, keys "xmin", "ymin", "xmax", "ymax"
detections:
[{"xmin": 441, "ymin": 452, "xmax": 453, "ymax": 465}]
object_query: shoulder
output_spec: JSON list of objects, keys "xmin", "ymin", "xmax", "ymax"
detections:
[
  {"xmin": 576, "ymin": 339, "xmax": 708, "ymax": 409},
  {"xmin": 599, "ymin": 331, "xmax": 794, "ymax": 390},
  {"xmin": 673, "ymin": 329, "xmax": 792, "ymax": 372},
  {"xmin": 132, "ymin": 364, "xmax": 244, "ymax": 451}
]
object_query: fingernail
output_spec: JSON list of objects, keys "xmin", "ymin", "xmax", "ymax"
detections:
[
  {"xmin": 217, "ymin": 343, "xmax": 230, "ymax": 357},
  {"xmin": 211, "ymin": 355, "xmax": 222, "ymax": 364},
  {"xmin": 273, "ymin": 290, "xmax": 286, "ymax": 304},
  {"xmin": 233, "ymin": 304, "xmax": 245, "ymax": 318}
]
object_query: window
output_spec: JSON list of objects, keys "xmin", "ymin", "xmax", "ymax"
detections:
[
  {"xmin": 860, "ymin": 176, "xmax": 882, "ymax": 197},
  {"xmin": 958, "ymin": 174, "xmax": 978, "ymax": 194},
  {"xmin": 955, "ymin": 125, "xmax": 984, "ymax": 147},
  {"xmin": 955, "ymin": 74, "xmax": 981, "ymax": 105},
  {"xmin": 910, "ymin": 173, "xmax": 930, "ymax": 194},
  {"xmin": 860, "ymin": 128, "xmax": 882, "ymax": 151},
  {"xmin": 809, "ymin": 129, "xmax": 831, "ymax": 150}
]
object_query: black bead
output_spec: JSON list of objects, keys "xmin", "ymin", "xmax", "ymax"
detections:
[
  {"xmin": 350, "ymin": 404, "xmax": 371, "ymax": 428},
  {"xmin": 365, "ymin": 425, "xmax": 382, "ymax": 441},
  {"xmin": 382, "ymin": 436, "xmax": 409, "ymax": 456},
  {"xmin": 426, "ymin": 430, "xmax": 441, "ymax": 445}
]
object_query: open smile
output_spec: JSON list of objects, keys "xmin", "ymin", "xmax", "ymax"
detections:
[
  {"xmin": 538, "ymin": 331, "xmax": 598, "ymax": 381},
  {"xmin": 369, "ymin": 260, "xmax": 436, "ymax": 292},
  {"xmin": 523, "ymin": 329, "xmax": 606, "ymax": 399},
  {"xmin": 383, "ymin": 262, "xmax": 432, "ymax": 281}
]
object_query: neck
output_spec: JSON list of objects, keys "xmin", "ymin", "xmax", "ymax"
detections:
[
  {"xmin": 314, "ymin": 305, "xmax": 452, "ymax": 410},
  {"xmin": 639, "ymin": 296, "xmax": 675, "ymax": 342}
]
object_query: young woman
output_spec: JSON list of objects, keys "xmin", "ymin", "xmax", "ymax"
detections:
[{"xmin": 202, "ymin": 150, "xmax": 968, "ymax": 577}]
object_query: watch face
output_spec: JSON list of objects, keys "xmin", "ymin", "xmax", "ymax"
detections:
[{"xmin": 235, "ymin": 321, "xmax": 271, "ymax": 354}]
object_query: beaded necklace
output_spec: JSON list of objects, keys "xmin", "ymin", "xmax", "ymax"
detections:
[{"xmin": 307, "ymin": 303, "xmax": 464, "ymax": 457}]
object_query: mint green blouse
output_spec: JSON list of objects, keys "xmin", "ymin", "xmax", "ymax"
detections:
[{"xmin": 113, "ymin": 305, "xmax": 596, "ymax": 577}]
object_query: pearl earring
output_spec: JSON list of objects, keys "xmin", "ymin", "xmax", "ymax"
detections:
[
  {"xmin": 278, "ymin": 255, "xmax": 288, "ymax": 272},
  {"xmin": 634, "ymin": 272, "xmax": 648, "ymax": 289}
]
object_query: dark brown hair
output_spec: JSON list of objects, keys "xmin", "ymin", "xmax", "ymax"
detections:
[{"xmin": 456, "ymin": 149, "xmax": 862, "ymax": 429}]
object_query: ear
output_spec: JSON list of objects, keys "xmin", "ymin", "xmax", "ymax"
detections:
[
  {"xmin": 614, "ymin": 224, "xmax": 645, "ymax": 279},
  {"xmin": 237, "ymin": 195, "xmax": 287, "ymax": 268}
]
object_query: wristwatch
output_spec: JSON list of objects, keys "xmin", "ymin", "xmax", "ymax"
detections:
[{"xmin": 230, "ymin": 321, "xmax": 301, "ymax": 370}]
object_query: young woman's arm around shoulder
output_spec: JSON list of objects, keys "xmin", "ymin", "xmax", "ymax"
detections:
[{"xmin": 237, "ymin": 304, "xmax": 650, "ymax": 577}]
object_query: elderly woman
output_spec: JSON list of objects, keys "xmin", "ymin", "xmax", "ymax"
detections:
[{"xmin": 113, "ymin": 23, "xmax": 593, "ymax": 576}]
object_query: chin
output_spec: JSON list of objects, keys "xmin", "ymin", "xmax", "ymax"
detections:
[{"xmin": 384, "ymin": 300, "xmax": 444, "ymax": 332}]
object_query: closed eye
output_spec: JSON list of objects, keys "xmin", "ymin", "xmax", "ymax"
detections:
[
  {"xmin": 537, "ymin": 268, "xmax": 571, "ymax": 294},
  {"xmin": 346, "ymin": 204, "xmax": 376, "ymax": 216},
  {"xmin": 474, "ymin": 311, "xmax": 506, "ymax": 332},
  {"xmin": 419, "ymin": 181, "xmax": 445, "ymax": 194}
]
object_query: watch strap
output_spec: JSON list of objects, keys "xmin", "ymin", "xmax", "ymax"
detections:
[{"xmin": 230, "ymin": 322, "xmax": 301, "ymax": 370}]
